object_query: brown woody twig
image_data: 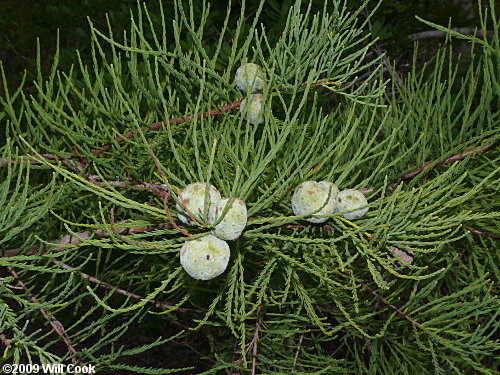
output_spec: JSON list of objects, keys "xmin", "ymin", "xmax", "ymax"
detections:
[
  {"xmin": 232, "ymin": 305, "xmax": 263, "ymax": 374},
  {"xmin": 87, "ymin": 175, "xmax": 170, "ymax": 199},
  {"xmin": 2, "ymin": 222, "xmax": 174, "ymax": 258},
  {"xmin": 408, "ymin": 27, "xmax": 492, "ymax": 42},
  {"xmin": 466, "ymin": 226, "xmax": 500, "ymax": 240},
  {"xmin": 342, "ymin": 271, "xmax": 423, "ymax": 329},
  {"xmin": 292, "ymin": 333, "xmax": 304, "ymax": 370},
  {"xmin": 360, "ymin": 141, "xmax": 497, "ymax": 195},
  {"xmin": 91, "ymin": 100, "xmax": 243, "ymax": 157},
  {"xmin": 0, "ymin": 153, "xmax": 84, "ymax": 170},
  {"xmin": 389, "ymin": 141, "xmax": 496, "ymax": 189},
  {"xmin": 0, "ymin": 334, "xmax": 11, "ymax": 349},
  {"xmin": 249, "ymin": 305, "xmax": 263, "ymax": 375},
  {"xmin": 49, "ymin": 259, "xmax": 194, "ymax": 313},
  {"xmin": 7, "ymin": 267, "xmax": 80, "ymax": 363},
  {"xmin": 1, "ymin": 80, "xmax": 343, "ymax": 169}
]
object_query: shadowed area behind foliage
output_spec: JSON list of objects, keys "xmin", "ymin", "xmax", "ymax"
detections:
[{"xmin": 0, "ymin": 0, "xmax": 485, "ymax": 93}]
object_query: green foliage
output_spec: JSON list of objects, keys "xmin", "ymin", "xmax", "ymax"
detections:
[{"xmin": 1, "ymin": 0, "xmax": 499, "ymax": 373}]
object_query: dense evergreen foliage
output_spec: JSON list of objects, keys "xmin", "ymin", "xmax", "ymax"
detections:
[{"xmin": 1, "ymin": 0, "xmax": 498, "ymax": 373}]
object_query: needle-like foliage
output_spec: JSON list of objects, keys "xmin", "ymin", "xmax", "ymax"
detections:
[{"xmin": 0, "ymin": 0, "xmax": 499, "ymax": 373}]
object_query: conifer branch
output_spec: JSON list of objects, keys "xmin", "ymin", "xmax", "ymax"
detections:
[
  {"xmin": 0, "ymin": 102, "xmax": 242, "ymax": 168},
  {"xmin": 2, "ymin": 222, "xmax": 174, "ymax": 258},
  {"xmin": 87, "ymin": 175, "xmax": 169, "ymax": 199},
  {"xmin": 89, "ymin": 79, "xmax": 339, "ymax": 157},
  {"xmin": 342, "ymin": 271, "xmax": 423, "ymax": 329},
  {"xmin": 360, "ymin": 141, "xmax": 497, "ymax": 194},
  {"xmin": 91, "ymin": 101, "xmax": 243, "ymax": 157},
  {"xmin": 0, "ymin": 79, "xmax": 343, "ymax": 169},
  {"xmin": 391, "ymin": 141, "xmax": 497, "ymax": 187},
  {"xmin": 49, "ymin": 259, "xmax": 194, "ymax": 313},
  {"xmin": 1, "ymin": 0, "xmax": 498, "ymax": 370},
  {"xmin": 7, "ymin": 266, "xmax": 80, "ymax": 363}
]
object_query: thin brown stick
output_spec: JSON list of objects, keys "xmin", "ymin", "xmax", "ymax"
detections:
[
  {"xmin": 305, "ymin": 80, "xmax": 342, "ymax": 88},
  {"xmin": 232, "ymin": 305, "xmax": 263, "ymax": 373},
  {"xmin": 2, "ymin": 222, "xmax": 174, "ymax": 258},
  {"xmin": 164, "ymin": 195, "xmax": 192, "ymax": 237},
  {"xmin": 359, "ymin": 141, "xmax": 497, "ymax": 195},
  {"xmin": 1, "ymin": 153, "xmax": 55, "ymax": 167},
  {"xmin": 342, "ymin": 271, "xmax": 423, "ymax": 329},
  {"xmin": 389, "ymin": 141, "xmax": 496, "ymax": 190},
  {"xmin": 292, "ymin": 333, "xmax": 304, "ymax": 370},
  {"xmin": 87, "ymin": 175, "xmax": 170, "ymax": 199},
  {"xmin": 7, "ymin": 267, "xmax": 80, "ymax": 363},
  {"xmin": 71, "ymin": 144, "xmax": 87, "ymax": 170},
  {"xmin": 284, "ymin": 224, "xmax": 307, "ymax": 229},
  {"xmin": 49, "ymin": 259, "xmax": 194, "ymax": 313},
  {"xmin": 408, "ymin": 27, "xmax": 492, "ymax": 42},
  {"xmin": 0, "ymin": 334, "xmax": 11, "ymax": 348},
  {"xmin": 0, "ymin": 153, "xmax": 84, "ymax": 170},
  {"xmin": 466, "ymin": 226, "xmax": 500, "ymax": 240},
  {"xmin": 249, "ymin": 305, "xmax": 263, "ymax": 375},
  {"xmin": 148, "ymin": 147, "xmax": 169, "ymax": 183},
  {"xmin": 92, "ymin": 100, "xmax": 243, "ymax": 157},
  {"xmin": 363, "ymin": 282, "xmax": 423, "ymax": 328}
]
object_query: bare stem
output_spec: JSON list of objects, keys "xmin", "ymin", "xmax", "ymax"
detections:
[
  {"xmin": 250, "ymin": 305, "xmax": 263, "ymax": 375},
  {"xmin": 91, "ymin": 101, "xmax": 243, "ymax": 157},
  {"xmin": 87, "ymin": 175, "xmax": 170, "ymax": 199},
  {"xmin": 49, "ymin": 259, "xmax": 194, "ymax": 313},
  {"xmin": 2, "ymin": 222, "xmax": 174, "ymax": 258},
  {"xmin": 0, "ymin": 333, "xmax": 11, "ymax": 348},
  {"xmin": 7, "ymin": 267, "xmax": 81, "ymax": 363},
  {"xmin": 389, "ymin": 141, "xmax": 496, "ymax": 190},
  {"xmin": 342, "ymin": 271, "xmax": 423, "ymax": 329},
  {"xmin": 232, "ymin": 304, "xmax": 263, "ymax": 374},
  {"xmin": 408, "ymin": 27, "xmax": 492, "ymax": 42},
  {"xmin": 292, "ymin": 333, "xmax": 304, "ymax": 370},
  {"xmin": 241, "ymin": 304, "xmax": 263, "ymax": 375},
  {"xmin": 360, "ymin": 141, "xmax": 497, "ymax": 195},
  {"xmin": 466, "ymin": 226, "xmax": 500, "ymax": 240}
]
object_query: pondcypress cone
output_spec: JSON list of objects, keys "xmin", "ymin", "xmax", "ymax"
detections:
[
  {"xmin": 292, "ymin": 181, "xmax": 339, "ymax": 223},
  {"xmin": 180, "ymin": 235, "xmax": 230, "ymax": 280},
  {"xmin": 176, "ymin": 183, "xmax": 221, "ymax": 225},
  {"xmin": 235, "ymin": 63, "xmax": 265, "ymax": 93},
  {"xmin": 209, "ymin": 198, "xmax": 248, "ymax": 240},
  {"xmin": 335, "ymin": 189, "xmax": 369, "ymax": 220}
]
